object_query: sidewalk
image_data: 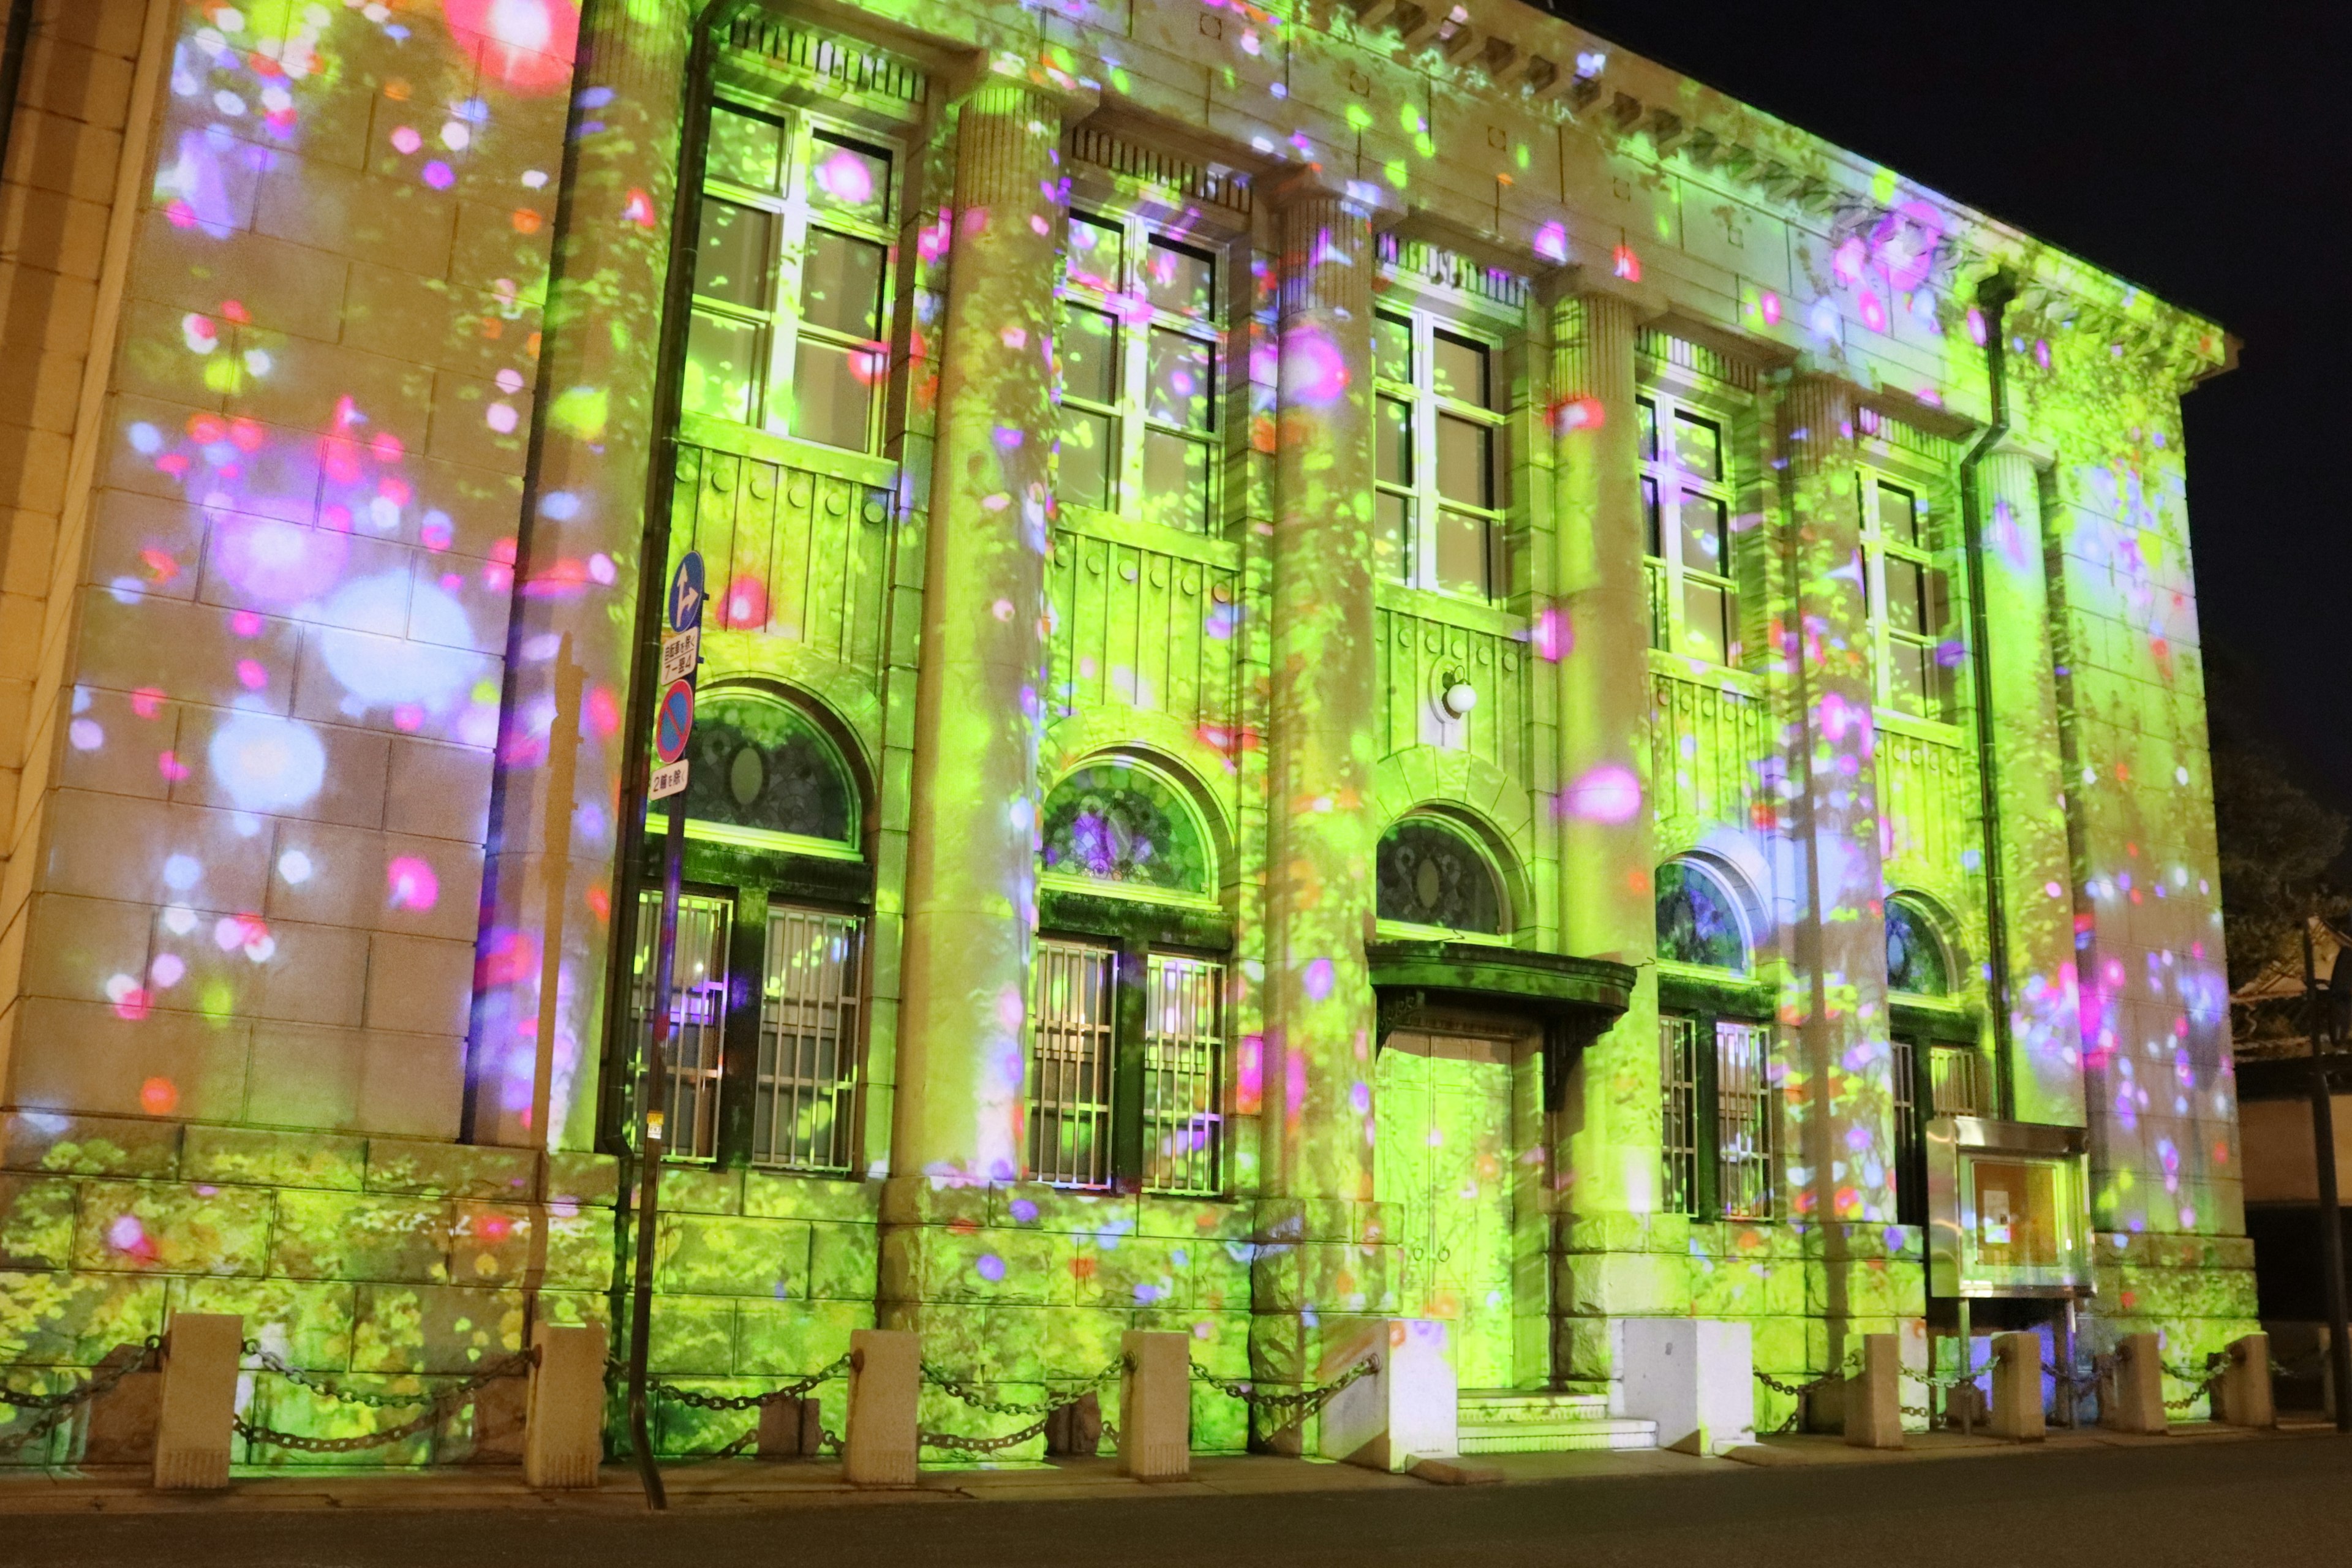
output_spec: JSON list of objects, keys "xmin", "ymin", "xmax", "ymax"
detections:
[{"xmin": 0, "ymin": 1421, "xmax": 2328, "ymax": 1515}]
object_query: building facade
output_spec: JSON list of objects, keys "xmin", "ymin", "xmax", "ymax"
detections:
[{"xmin": 0, "ymin": 0, "xmax": 2255, "ymax": 1462}]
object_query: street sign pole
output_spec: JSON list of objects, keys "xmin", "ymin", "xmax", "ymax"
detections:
[{"xmin": 625, "ymin": 552, "xmax": 703, "ymax": 1510}]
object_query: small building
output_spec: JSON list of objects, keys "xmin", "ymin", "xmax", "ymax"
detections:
[{"xmin": 0, "ymin": 0, "xmax": 2253, "ymax": 1461}]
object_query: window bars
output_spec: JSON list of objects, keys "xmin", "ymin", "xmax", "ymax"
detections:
[
  {"xmin": 1714, "ymin": 1020, "xmax": 1774, "ymax": 1220},
  {"xmin": 755, "ymin": 907, "xmax": 864, "ymax": 1173},
  {"xmin": 1893, "ymin": 1035, "xmax": 1924, "ymax": 1226},
  {"xmin": 631, "ymin": 891, "xmax": 733, "ymax": 1162},
  {"xmin": 1659, "ymin": 1014, "xmax": 1702, "ymax": 1216},
  {"xmin": 1142, "ymin": 954, "xmax": 1224, "ymax": 1197},
  {"xmin": 1030, "ymin": 940, "xmax": 1118, "ymax": 1189},
  {"xmin": 1929, "ymin": 1044, "xmax": 1989, "ymax": 1117}
]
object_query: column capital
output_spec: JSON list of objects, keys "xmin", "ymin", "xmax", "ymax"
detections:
[
  {"xmin": 948, "ymin": 56, "xmax": 1100, "ymax": 124},
  {"xmin": 1534, "ymin": 262, "xmax": 1667, "ymax": 322}
]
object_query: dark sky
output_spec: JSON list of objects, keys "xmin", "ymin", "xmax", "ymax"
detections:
[{"xmin": 1566, "ymin": 1, "xmax": 2352, "ymax": 817}]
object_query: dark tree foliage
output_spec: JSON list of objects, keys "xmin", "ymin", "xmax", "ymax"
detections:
[{"xmin": 2213, "ymin": 732, "xmax": 2345, "ymax": 990}]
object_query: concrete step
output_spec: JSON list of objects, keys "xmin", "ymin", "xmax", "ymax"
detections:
[
  {"xmin": 1457, "ymin": 1389, "xmax": 1613, "ymax": 1424},
  {"xmin": 1455, "ymin": 1389, "xmax": 1658, "ymax": 1454}
]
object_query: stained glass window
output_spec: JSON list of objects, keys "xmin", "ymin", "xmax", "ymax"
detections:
[
  {"xmin": 1656, "ymin": 859, "xmax": 1748, "ymax": 972},
  {"xmin": 1885, "ymin": 894, "xmax": 1951, "ymax": 995},
  {"xmin": 1039, "ymin": 761, "xmax": 1214, "ymax": 897},
  {"xmin": 1376, "ymin": 816, "xmax": 1507, "ymax": 935},
  {"xmin": 655, "ymin": 695, "xmax": 857, "ymax": 850}
]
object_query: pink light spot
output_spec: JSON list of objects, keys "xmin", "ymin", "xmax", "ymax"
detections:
[
  {"xmin": 390, "ymin": 125, "xmax": 423, "ymax": 155},
  {"xmin": 386, "ymin": 855, "xmax": 440, "ymax": 912},
  {"xmin": 236, "ymin": 659, "xmax": 268, "ymax": 690},
  {"xmin": 1562, "ymin": 763, "xmax": 1642, "ymax": 824}
]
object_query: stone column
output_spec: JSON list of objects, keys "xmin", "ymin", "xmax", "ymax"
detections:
[
  {"xmin": 1251, "ymin": 180, "xmax": 1389, "ymax": 1441},
  {"xmin": 1547, "ymin": 288, "xmax": 1667, "ymax": 1381},
  {"xmin": 1977, "ymin": 450, "xmax": 2086, "ymax": 1126},
  {"xmin": 470, "ymin": 0, "xmax": 695, "ymax": 1148},
  {"xmin": 1778, "ymin": 375, "xmax": 1905, "ymax": 1349},
  {"xmin": 892, "ymin": 80, "xmax": 1080, "ymax": 1185}
]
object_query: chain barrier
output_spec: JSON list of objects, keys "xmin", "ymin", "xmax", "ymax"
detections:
[
  {"xmin": 2160, "ymin": 1358, "xmax": 2226, "ymax": 1413},
  {"xmin": 650, "ymin": 1352, "xmax": 852, "ymax": 1412},
  {"xmin": 2042, "ymin": 1360, "xmax": 2103, "ymax": 1393},
  {"xmin": 2271, "ymin": 1349, "xmax": 2328, "ymax": 1379},
  {"xmin": 232, "ymin": 1346, "xmax": 537, "ymax": 1457},
  {"xmin": 0, "ymin": 1336, "xmax": 163, "ymax": 1457},
  {"xmin": 1189, "ymin": 1354, "xmax": 1378, "ymax": 1425},
  {"xmin": 913, "ymin": 1358, "xmax": 1126, "ymax": 1455},
  {"xmin": 1752, "ymin": 1359, "xmax": 1858, "ymax": 1434}
]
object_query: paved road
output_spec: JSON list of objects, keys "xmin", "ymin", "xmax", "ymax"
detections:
[{"xmin": 13, "ymin": 1437, "xmax": 2350, "ymax": 1567}]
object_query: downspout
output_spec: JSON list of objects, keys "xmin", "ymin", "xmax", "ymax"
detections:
[
  {"xmin": 590, "ymin": 0, "xmax": 757, "ymax": 1508},
  {"xmin": 1958, "ymin": 268, "xmax": 2019, "ymax": 1117},
  {"xmin": 0, "ymin": 0, "xmax": 34, "ymax": 195}
]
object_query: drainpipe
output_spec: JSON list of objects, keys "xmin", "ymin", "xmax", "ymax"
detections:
[
  {"xmin": 0, "ymin": 0, "xmax": 36, "ymax": 209},
  {"xmin": 1958, "ymin": 268, "xmax": 2019, "ymax": 1118},
  {"xmin": 593, "ymin": 0, "xmax": 758, "ymax": 1510}
]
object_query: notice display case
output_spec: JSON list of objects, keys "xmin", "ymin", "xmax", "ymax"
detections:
[{"xmin": 1925, "ymin": 1117, "xmax": 2093, "ymax": 1298}]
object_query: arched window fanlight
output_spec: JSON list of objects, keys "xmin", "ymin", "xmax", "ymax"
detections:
[
  {"xmin": 1885, "ymin": 895, "xmax": 1952, "ymax": 996},
  {"xmin": 1655, "ymin": 859, "xmax": 1749, "ymax": 973},
  {"xmin": 1376, "ymin": 815, "xmax": 1508, "ymax": 935},
  {"xmin": 1039, "ymin": 760, "xmax": 1215, "ymax": 899},
  {"xmin": 660, "ymin": 693, "xmax": 858, "ymax": 853}
]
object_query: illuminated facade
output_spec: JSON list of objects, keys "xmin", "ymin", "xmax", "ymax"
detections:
[{"xmin": 0, "ymin": 0, "xmax": 2255, "ymax": 1462}]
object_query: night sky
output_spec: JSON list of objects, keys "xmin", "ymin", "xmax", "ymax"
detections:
[{"xmin": 1565, "ymin": 1, "xmax": 2352, "ymax": 818}]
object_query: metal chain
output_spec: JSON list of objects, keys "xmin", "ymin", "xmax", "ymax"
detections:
[
  {"xmin": 233, "ymin": 1347, "xmax": 535, "ymax": 1456},
  {"xmin": 240, "ymin": 1343, "xmax": 535, "ymax": 1411},
  {"xmin": 919, "ymin": 1374, "xmax": 1109, "ymax": 1454},
  {"xmin": 2042, "ymin": 1360, "xmax": 2102, "ymax": 1392},
  {"xmin": 1189, "ymin": 1354, "xmax": 1378, "ymax": 1422},
  {"xmin": 0, "ymin": 1338, "xmax": 164, "ymax": 1456},
  {"xmin": 1754, "ymin": 1365, "xmax": 1852, "ymax": 1398},
  {"xmin": 921, "ymin": 1358, "xmax": 1123, "ymax": 1418},
  {"xmin": 650, "ymin": 1352, "xmax": 851, "ymax": 1412}
]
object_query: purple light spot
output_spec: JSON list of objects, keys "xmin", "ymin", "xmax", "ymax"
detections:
[
  {"xmin": 975, "ymin": 1253, "xmax": 1006, "ymax": 1283},
  {"xmin": 1303, "ymin": 957, "xmax": 1334, "ymax": 1001},
  {"xmin": 1009, "ymin": 1198, "xmax": 1039, "ymax": 1223}
]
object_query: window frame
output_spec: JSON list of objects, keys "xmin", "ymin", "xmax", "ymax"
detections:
[
  {"xmin": 1657, "ymin": 1008, "xmax": 1778, "ymax": 1223},
  {"xmin": 685, "ymin": 100, "xmax": 899, "ymax": 453},
  {"xmin": 1862, "ymin": 475, "xmax": 1954, "ymax": 722},
  {"xmin": 1372, "ymin": 811, "xmax": 1515, "ymax": 946},
  {"xmin": 1054, "ymin": 207, "xmax": 1226, "ymax": 534},
  {"xmin": 1376, "ymin": 306, "xmax": 1509, "ymax": 601},
  {"xmin": 1638, "ymin": 390, "xmax": 1741, "ymax": 668}
]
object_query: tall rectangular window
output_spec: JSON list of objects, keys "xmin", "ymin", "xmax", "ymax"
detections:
[
  {"xmin": 684, "ymin": 104, "xmax": 896, "ymax": 453},
  {"xmin": 1660, "ymin": 1014, "xmax": 1701, "ymax": 1216},
  {"xmin": 1896, "ymin": 1036, "xmax": 1990, "ymax": 1224},
  {"xmin": 1055, "ymin": 213, "xmax": 1221, "ymax": 532},
  {"xmin": 630, "ymin": 891, "xmax": 734, "ymax": 1163},
  {"xmin": 1714, "ymin": 1021, "xmax": 1774, "ymax": 1220},
  {"xmin": 1638, "ymin": 394, "xmax": 1739, "ymax": 665},
  {"xmin": 754, "ymin": 907, "xmax": 864, "ymax": 1173},
  {"xmin": 1866, "ymin": 479, "xmax": 1953, "ymax": 720},
  {"xmin": 1142, "ymin": 954, "xmax": 1226, "ymax": 1197},
  {"xmin": 1376, "ymin": 309, "xmax": 1506, "ymax": 599},
  {"xmin": 1030, "ymin": 940, "xmax": 1118, "ymax": 1189}
]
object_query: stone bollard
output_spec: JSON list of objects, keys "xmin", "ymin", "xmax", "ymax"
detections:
[
  {"xmin": 1987, "ymin": 1332, "xmax": 2044, "ymax": 1442},
  {"xmin": 522, "ymin": 1322, "xmax": 606, "ymax": 1489},
  {"xmin": 1321, "ymin": 1319, "xmax": 1458, "ymax": 1472},
  {"xmin": 1621, "ymin": 1318, "xmax": 1755, "ymax": 1455},
  {"xmin": 153, "ymin": 1313, "xmax": 241, "ymax": 1491},
  {"xmin": 756, "ymin": 1396, "xmax": 823, "ymax": 1458},
  {"xmin": 2219, "ymin": 1333, "xmax": 2275, "ymax": 1429},
  {"xmin": 1844, "ymin": 1333, "xmax": 1904, "ymax": 1449},
  {"xmin": 843, "ymin": 1329, "xmax": 920, "ymax": 1487},
  {"xmin": 2104, "ymin": 1333, "xmax": 2169, "ymax": 1436},
  {"xmin": 1118, "ymin": 1330, "xmax": 1190, "ymax": 1480}
]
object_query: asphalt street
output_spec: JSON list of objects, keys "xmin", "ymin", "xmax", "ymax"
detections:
[{"xmin": 10, "ymin": 1436, "xmax": 2348, "ymax": 1568}]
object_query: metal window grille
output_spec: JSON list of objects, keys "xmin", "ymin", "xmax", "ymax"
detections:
[
  {"xmin": 1030, "ymin": 940, "xmax": 1117, "ymax": 1189},
  {"xmin": 1929, "ymin": 1045, "xmax": 1989, "ymax": 1116},
  {"xmin": 1714, "ymin": 1020, "xmax": 1775, "ymax": 1220},
  {"xmin": 631, "ymin": 891, "xmax": 732, "ymax": 1162},
  {"xmin": 1142, "ymin": 954, "xmax": 1224, "ymax": 1196},
  {"xmin": 1893, "ymin": 1036, "xmax": 1924, "ymax": 1226},
  {"xmin": 1660, "ymin": 1014, "xmax": 1701, "ymax": 1216},
  {"xmin": 755, "ymin": 906, "xmax": 864, "ymax": 1173}
]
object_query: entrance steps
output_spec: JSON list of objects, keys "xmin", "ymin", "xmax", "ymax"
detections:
[{"xmin": 1456, "ymin": 1389, "xmax": 1659, "ymax": 1454}]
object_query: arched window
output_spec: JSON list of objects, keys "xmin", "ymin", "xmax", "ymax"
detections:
[
  {"xmin": 633, "ymin": 691, "xmax": 866, "ymax": 1176},
  {"xmin": 1039, "ymin": 760, "xmax": 1214, "ymax": 899},
  {"xmin": 1885, "ymin": 895, "xmax": 1951, "ymax": 996},
  {"xmin": 1655, "ymin": 859, "xmax": 1749, "ymax": 973},
  {"xmin": 1032, "ymin": 757, "xmax": 1227, "ymax": 1198},
  {"xmin": 1376, "ymin": 815, "xmax": 1507, "ymax": 936},
  {"xmin": 660, "ymin": 693, "xmax": 858, "ymax": 853}
]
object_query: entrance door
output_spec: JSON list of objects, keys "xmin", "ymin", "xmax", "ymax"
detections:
[{"xmin": 1375, "ymin": 1030, "xmax": 1521, "ymax": 1389}]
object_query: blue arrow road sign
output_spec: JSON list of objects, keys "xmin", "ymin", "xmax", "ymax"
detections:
[{"xmin": 668, "ymin": 551, "xmax": 706, "ymax": 633}]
